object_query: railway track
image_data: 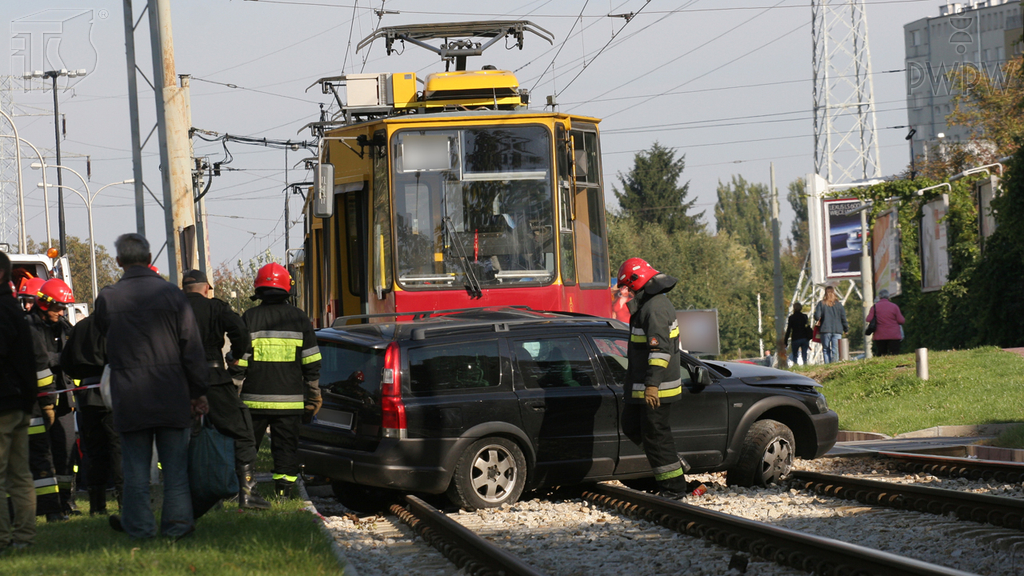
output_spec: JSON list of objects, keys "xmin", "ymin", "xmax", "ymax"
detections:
[
  {"xmin": 877, "ymin": 451, "xmax": 1024, "ymax": 483},
  {"xmin": 580, "ymin": 482, "xmax": 975, "ymax": 576},
  {"xmin": 791, "ymin": 470, "xmax": 1024, "ymax": 530}
]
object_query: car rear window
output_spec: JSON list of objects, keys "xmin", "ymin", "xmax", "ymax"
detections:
[
  {"xmin": 319, "ymin": 339, "xmax": 385, "ymax": 401},
  {"xmin": 407, "ymin": 340, "xmax": 501, "ymax": 394}
]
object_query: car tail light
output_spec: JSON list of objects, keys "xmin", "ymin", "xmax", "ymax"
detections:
[{"xmin": 381, "ymin": 342, "xmax": 406, "ymax": 438}]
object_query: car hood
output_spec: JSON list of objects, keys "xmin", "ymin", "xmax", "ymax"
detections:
[{"xmin": 705, "ymin": 361, "xmax": 822, "ymax": 388}]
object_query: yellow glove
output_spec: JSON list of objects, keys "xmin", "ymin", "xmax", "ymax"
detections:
[
  {"xmin": 644, "ymin": 386, "xmax": 660, "ymax": 409},
  {"xmin": 42, "ymin": 404, "xmax": 56, "ymax": 426}
]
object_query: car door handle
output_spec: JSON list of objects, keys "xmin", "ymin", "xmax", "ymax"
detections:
[{"xmin": 525, "ymin": 401, "xmax": 546, "ymax": 411}]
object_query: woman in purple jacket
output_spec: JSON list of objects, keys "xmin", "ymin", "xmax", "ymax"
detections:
[{"xmin": 867, "ymin": 289, "xmax": 905, "ymax": 356}]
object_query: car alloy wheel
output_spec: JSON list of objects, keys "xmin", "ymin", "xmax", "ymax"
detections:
[{"xmin": 447, "ymin": 437, "xmax": 526, "ymax": 510}]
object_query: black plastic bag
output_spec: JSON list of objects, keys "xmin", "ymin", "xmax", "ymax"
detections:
[
  {"xmin": 189, "ymin": 416, "xmax": 238, "ymax": 516},
  {"xmin": 866, "ymin": 308, "xmax": 878, "ymax": 336}
]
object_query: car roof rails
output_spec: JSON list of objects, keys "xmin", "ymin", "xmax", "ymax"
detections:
[
  {"xmin": 330, "ymin": 305, "xmax": 534, "ymax": 328},
  {"xmin": 409, "ymin": 316, "xmax": 622, "ymax": 341}
]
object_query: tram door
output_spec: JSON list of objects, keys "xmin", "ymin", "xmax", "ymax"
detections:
[{"xmin": 333, "ymin": 185, "xmax": 369, "ymax": 321}]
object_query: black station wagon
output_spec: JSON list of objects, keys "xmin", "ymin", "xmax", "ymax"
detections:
[{"xmin": 298, "ymin": 308, "xmax": 838, "ymax": 511}]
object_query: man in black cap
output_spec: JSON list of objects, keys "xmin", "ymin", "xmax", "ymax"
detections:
[{"xmin": 181, "ymin": 269, "xmax": 270, "ymax": 511}]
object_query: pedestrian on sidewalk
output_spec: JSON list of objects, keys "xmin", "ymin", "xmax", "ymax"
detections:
[
  {"xmin": 93, "ymin": 234, "xmax": 209, "ymax": 539},
  {"xmin": 785, "ymin": 302, "xmax": 813, "ymax": 366},
  {"xmin": 813, "ymin": 285, "xmax": 848, "ymax": 364},
  {"xmin": 867, "ymin": 289, "xmax": 905, "ymax": 356}
]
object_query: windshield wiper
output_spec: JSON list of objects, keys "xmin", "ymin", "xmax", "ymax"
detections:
[{"xmin": 442, "ymin": 216, "xmax": 483, "ymax": 299}]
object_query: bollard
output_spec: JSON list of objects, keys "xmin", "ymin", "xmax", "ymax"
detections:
[
  {"xmin": 839, "ymin": 338, "xmax": 850, "ymax": 361},
  {"xmin": 916, "ymin": 348, "xmax": 929, "ymax": 380}
]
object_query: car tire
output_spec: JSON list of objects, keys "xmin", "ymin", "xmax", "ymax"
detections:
[
  {"xmin": 726, "ymin": 419, "xmax": 795, "ymax": 487},
  {"xmin": 331, "ymin": 480, "xmax": 398, "ymax": 513},
  {"xmin": 446, "ymin": 437, "xmax": 526, "ymax": 511}
]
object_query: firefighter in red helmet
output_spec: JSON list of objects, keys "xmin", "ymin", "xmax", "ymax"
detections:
[
  {"xmin": 26, "ymin": 278, "xmax": 79, "ymax": 520},
  {"xmin": 17, "ymin": 277, "xmax": 45, "ymax": 312},
  {"xmin": 617, "ymin": 258, "xmax": 704, "ymax": 499},
  {"xmin": 235, "ymin": 263, "xmax": 321, "ymax": 499}
]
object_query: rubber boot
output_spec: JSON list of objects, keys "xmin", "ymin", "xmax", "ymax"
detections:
[
  {"xmin": 237, "ymin": 465, "xmax": 271, "ymax": 510},
  {"xmin": 89, "ymin": 488, "xmax": 107, "ymax": 516},
  {"xmin": 274, "ymin": 479, "xmax": 295, "ymax": 501}
]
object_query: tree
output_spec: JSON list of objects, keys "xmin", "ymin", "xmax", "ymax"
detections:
[
  {"xmin": 714, "ymin": 175, "xmax": 771, "ymax": 263},
  {"xmin": 946, "ymin": 56, "xmax": 1024, "ymax": 159},
  {"xmin": 613, "ymin": 142, "xmax": 704, "ymax": 233},
  {"xmin": 787, "ymin": 178, "xmax": 809, "ymax": 257},
  {"xmin": 212, "ymin": 250, "xmax": 281, "ymax": 315},
  {"xmin": 26, "ymin": 236, "xmax": 119, "ymax": 305}
]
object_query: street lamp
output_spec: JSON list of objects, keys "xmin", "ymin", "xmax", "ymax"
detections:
[
  {"xmin": 37, "ymin": 178, "xmax": 133, "ymax": 301},
  {"xmin": 22, "ymin": 68, "xmax": 88, "ymax": 256}
]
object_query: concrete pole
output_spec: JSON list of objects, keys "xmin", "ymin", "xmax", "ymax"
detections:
[
  {"xmin": 123, "ymin": 0, "xmax": 146, "ymax": 236},
  {"xmin": 50, "ymin": 74, "xmax": 65, "ymax": 256},
  {"xmin": 860, "ymin": 200, "xmax": 873, "ymax": 359},
  {"xmin": 285, "ymin": 147, "xmax": 290, "ymax": 265},
  {"xmin": 916, "ymin": 348, "xmax": 929, "ymax": 380},
  {"xmin": 147, "ymin": 0, "xmax": 192, "ymax": 285},
  {"xmin": 771, "ymin": 163, "xmax": 786, "ymax": 369}
]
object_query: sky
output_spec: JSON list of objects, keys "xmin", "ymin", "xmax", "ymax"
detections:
[{"xmin": 2, "ymin": 0, "xmax": 942, "ymax": 273}]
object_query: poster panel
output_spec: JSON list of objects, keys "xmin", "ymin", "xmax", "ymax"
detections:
[
  {"xmin": 675, "ymin": 310, "xmax": 720, "ymax": 356},
  {"xmin": 823, "ymin": 198, "xmax": 863, "ymax": 279},
  {"xmin": 976, "ymin": 176, "xmax": 998, "ymax": 242},
  {"xmin": 871, "ymin": 208, "xmax": 901, "ymax": 298},
  {"xmin": 920, "ymin": 194, "xmax": 949, "ymax": 293}
]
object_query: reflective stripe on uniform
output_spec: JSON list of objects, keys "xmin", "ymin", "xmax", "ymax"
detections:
[
  {"xmin": 28, "ymin": 417, "xmax": 45, "ymax": 435},
  {"xmin": 251, "ymin": 333, "xmax": 303, "ymax": 363},
  {"xmin": 652, "ymin": 462, "xmax": 684, "ymax": 481},
  {"xmin": 237, "ymin": 352, "xmax": 251, "ymax": 367},
  {"xmin": 34, "ymin": 477, "xmax": 58, "ymax": 495},
  {"xmin": 300, "ymin": 346, "xmax": 322, "ymax": 365},
  {"xmin": 241, "ymin": 393, "xmax": 305, "ymax": 411},
  {"xmin": 272, "ymin": 473, "xmax": 298, "ymax": 483},
  {"xmin": 37, "ymin": 368, "xmax": 53, "ymax": 388},
  {"xmin": 630, "ymin": 327, "xmax": 646, "ymax": 343},
  {"xmin": 668, "ymin": 319, "xmax": 679, "ymax": 339},
  {"xmin": 55, "ymin": 475, "xmax": 75, "ymax": 489},
  {"xmin": 648, "ymin": 352, "xmax": 671, "ymax": 367},
  {"xmin": 630, "ymin": 378, "xmax": 683, "ymax": 399}
]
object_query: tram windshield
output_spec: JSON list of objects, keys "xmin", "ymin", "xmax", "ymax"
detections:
[{"xmin": 392, "ymin": 125, "xmax": 555, "ymax": 290}]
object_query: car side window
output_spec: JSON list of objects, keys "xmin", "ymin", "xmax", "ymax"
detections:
[
  {"xmin": 590, "ymin": 336, "xmax": 628, "ymax": 386},
  {"xmin": 512, "ymin": 336, "xmax": 596, "ymax": 389},
  {"xmin": 407, "ymin": 340, "xmax": 501, "ymax": 395}
]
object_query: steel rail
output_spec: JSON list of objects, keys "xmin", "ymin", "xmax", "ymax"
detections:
[
  {"xmin": 877, "ymin": 450, "xmax": 1024, "ymax": 483},
  {"xmin": 582, "ymin": 482, "xmax": 974, "ymax": 576},
  {"xmin": 390, "ymin": 495, "xmax": 547, "ymax": 576},
  {"xmin": 792, "ymin": 470, "xmax": 1024, "ymax": 530}
]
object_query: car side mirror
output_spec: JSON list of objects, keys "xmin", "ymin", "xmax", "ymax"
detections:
[{"xmin": 695, "ymin": 366, "xmax": 713, "ymax": 387}]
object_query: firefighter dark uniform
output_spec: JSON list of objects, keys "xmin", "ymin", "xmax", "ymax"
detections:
[
  {"xmin": 61, "ymin": 313, "xmax": 121, "ymax": 515},
  {"xmin": 181, "ymin": 269, "xmax": 270, "ymax": 511},
  {"xmin": 618, "ymin": 258, "xmax": 698, "ymax": 497},
  {"xmin": 237, "ymin": 263, "xmax": 321, "ymax": 498},
  {"xmin": 26, "ymin": 279, "xmax": 77, "ymax": 520}
]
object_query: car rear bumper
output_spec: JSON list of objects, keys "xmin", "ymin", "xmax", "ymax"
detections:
[
  {"xmin": 298, "ymin": 437, "xmax": 458, "ymax": 494},
  {"xmin": 810, "ymin": 410, "xmax": 839, "ymax": 457}
]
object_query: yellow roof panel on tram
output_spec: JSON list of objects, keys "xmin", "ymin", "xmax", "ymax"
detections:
[{"xmin": 423, "ymin": 70, "xmax": 519, "ymax": 97}]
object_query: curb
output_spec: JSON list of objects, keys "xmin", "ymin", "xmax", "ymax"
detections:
[
  {"xmin": 837, "ymin": 423, "xmax": 1022, "ymax": 443},
  {"xmin": 298, "ymin": 480, "xmax": 360, "ymax": 576}
]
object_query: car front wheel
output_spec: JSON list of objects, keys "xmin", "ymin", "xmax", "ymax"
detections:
[
  {"xmin": 446, "ymin": 437, "xmax": 526, "ymax": 511},
  {"xmin": 726, "ymin": 419, "xmax": 795, "ymax": 487}
]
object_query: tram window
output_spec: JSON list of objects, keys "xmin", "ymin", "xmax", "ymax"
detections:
[
  {"xmin": 372, "ymin": 131, "xmax": 393, "ymax": 298},
  {"xmin": 573, "ymin": 186, "xmax": 609, "ymax": 288},
  {"xmin": 392, "ymin": 125, "xmax": 556, "ymax": 290},
  {"xmin": 397, "ymin": 133, "xmax": 455, "ymax": 172},
  {"xmin": 571, "ymin": 129, "xmax": 601, "ymax": 185}
]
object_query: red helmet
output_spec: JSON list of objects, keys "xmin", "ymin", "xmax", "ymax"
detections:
[
  {"xmin": 18, "ymin": 277, "xmax": 45, "ymax": 299},
  {"xmin": 254, "ymin": 263, "xmax": 291, "ymax": 291},
  {"xmin": 617, "ymin": 258, "xmax": 659, "ymax": 292},
  {"xmin": 36, "ymin": 278, "xmax": 74, "ymax": 311}
]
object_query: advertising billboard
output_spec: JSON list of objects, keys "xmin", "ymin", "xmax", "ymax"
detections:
[
  {"xmin": 675, "ymin": 310, "xmax": 720, "ymax": 357},
  {"xmin": 920, "ymin": 194, "xmax": 949, "ymax": 293},
  {"xmin": 871, "ymin": 208, "xmax": 901, "ymax": 298},
  {"xmin": 976, "ymin": 176, "xmax": 999, "ymax": 242},
  {"xmin": 823, "ymin": 198, "xmax": 863, "ymax": 279}
]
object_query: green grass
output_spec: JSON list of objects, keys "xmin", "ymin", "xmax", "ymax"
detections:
[
  {"xmin": 1, "ymin": 486, "xmax": 344, "ymax": 576},
  {"xmin": 992, "ymin": 423, "xmax": 1024, "ymax": 448},
  {"xmin": 795, "ymin": 346, "xmax": 1024, "ymax": 438}
]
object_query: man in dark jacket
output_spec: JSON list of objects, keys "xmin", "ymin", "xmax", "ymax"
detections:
[
  {"xmin": 181, "ymin": 269, "xmax": 269, "ymax": 512},
  {"xmin": 0, "ymin": 251, "xmax": 37, "ymax": 550},
  {"xmin": 25, "ymin": 278, "xmax": 76, "ymax": 521},
  {"xmin": 617, "ymin": 258, "xmax": 703, "ymax": 499},
  {"xmin": 61, "ymin": 313, "xmax": 121, "ymax": 516},
  {"xmin": 93, "ymin": 234, "xmax": 209, "ymax": 539},
  {"xmin": 237, "ymin": 263, "xmax": 321, "ymax": 499}
]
